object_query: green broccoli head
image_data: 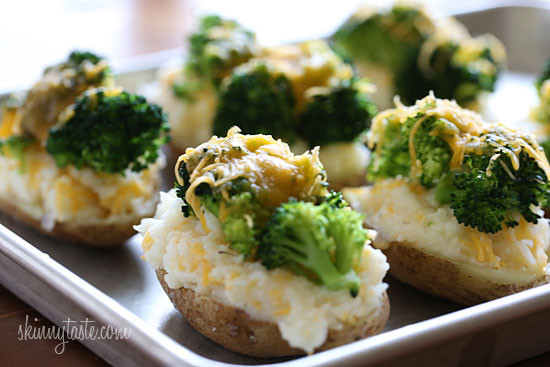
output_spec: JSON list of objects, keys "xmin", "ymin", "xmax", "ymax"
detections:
[
  {"xmin": 332, "ymin": 3, "xmax": 434, "ymax": 71},
  {"xmin": 178, "ymin": 15, "xmax": 258, "ymax": 92},
  {"xmin": 46, "ymin": 87, "xmax": 169, "ymax": 174},
  {"xmin": 407, "ymin": 34, "xmax": 506, "ymax": 106},
  {"xmin": 258, "ymin": 198, "xmax": 370, "ymax": 297},
  {"xmin": 536, "ymin": 59, "xmax": 550, "ymax": 93},
  {"xmin": 368, "ymin": 113, "xmax": 451, "ymax": 187},
  {"xmin": 213, "ymin": 62, "xmax": 296, "ymax": 142},
  {"xmin": 436, "ymin": 151, "xmax": 550, "ymax": 234},
  {"xmin": 297, "ymin": 80, "xmax": 377, "ymax": 147}
]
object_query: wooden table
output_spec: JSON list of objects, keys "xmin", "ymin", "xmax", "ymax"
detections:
[{"xmin": 1, "ymin": 0, "xmax": 550, "ymax": 365}]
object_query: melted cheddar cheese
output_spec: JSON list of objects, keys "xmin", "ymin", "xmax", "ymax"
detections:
[
  {"xmin": 255, "ymin": 40, "xmax": 354, "ymax": 111},
  {"xmin": 176, "ymin": 127, "xmax": 326, "ymax": 232},
  {"xmin": 0, "ymin": 106, "xmax": 22, "ymax": 138}
]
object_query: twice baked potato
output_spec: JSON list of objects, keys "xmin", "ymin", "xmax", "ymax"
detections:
[
  {"xmin": 0, "ymin": 52, "xmax": 169, "ymax": 246},
  {"xmin": 332, "ymin": 1, "xmax": 506, "ymax": 111},
  {"xmin": 136, "ymin": 127, "xmax": 389, "ymax": 355},
  {"xmin": 344, "ymin": 94, "xmax": 550, "ymax": 305}
]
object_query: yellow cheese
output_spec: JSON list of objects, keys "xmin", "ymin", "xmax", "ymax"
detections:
[
  {"xmin": 142, "ymin": 232, "xmax": 154, "ymax": 252},
  {"xmin": 0, "ymin": 107, "xmax": 21, "ymax": 138},
  {"xmin": 175, "ymin": 127, "xmax": 327, "ymax": 233},
  {"xmin": 100, "ymin": 181, "xmax": 146, "ymax": 214},
  {"xmin": 259, "ymin": 41, "xmax": 354, "ymax": 111},
  {"xmin": 54, "ymin": 176, "xmax": 100, "ymax": 215}
]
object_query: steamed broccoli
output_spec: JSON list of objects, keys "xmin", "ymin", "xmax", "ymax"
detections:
[
  {"xmin": 20, "ymin": 50, "xmax": 110, "ymax": 141},
  {"xmin": 406, "ymin": 35, "xmax": 504, "ymax": 106},
  {"xmin": 435, "ymin": 152, "xmax": 550, "ymax": 233},
  {"xmin": 176, "ymin": 160, "xmax": 264, "ymax": 258},
  {"xmin": 258, "ymin": 199, "xmax": 368, "ymax": 297},
  {"xmin": 367, "ymin": 120, "xmax": 411, "ymax": 181},
  {"xmin": 332, "ymin": 4, "xmax": 432, "ymax": 71},
  {"xmin": 297, "ymin": 81, "xmax": 377, "ymax": 147},
  {"xmin": 173, "ymin": 15, "xmax": 259, "ymax": 99},
  {"xmin": 46, "ymin": 88, "xmax": 169, "ymax": 174},
  {"xmin": 213, "ymin": 63, "xmax": 296, "ymax": 142},
  {"xmin": 368, "ymin": 113, "xmax": 451, "ymax": 187}
]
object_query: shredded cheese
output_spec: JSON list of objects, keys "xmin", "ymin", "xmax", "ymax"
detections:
[
  {"xmin": 369, "ymin": 93, "xmax": 550, "ymax": 180},
  {"xmin": 175, "ymin": 127, "xmax": 327, "ymax": 232},
  {"xmin": 256, "ymin": 40, "xmax": 355, "ymax": 111}
]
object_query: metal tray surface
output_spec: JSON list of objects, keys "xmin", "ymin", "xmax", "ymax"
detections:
[{"xmin": 1, "ymin": 3, "xmax": 550, "ymax": 366}]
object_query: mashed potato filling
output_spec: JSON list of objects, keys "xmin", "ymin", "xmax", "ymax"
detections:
[
  {"xmin": 318, "ymin": 142, "xmax": 370, "ymax": 186},
  {"xmin": 344, "ymin": 179, "xmax": 550, "ymax": 280},
  {"xmin": 136, "ymin": 189, "xmax": 389, "ymax": 353},
  {"xmin": 0, "ymin": 145, "xmax": 163, "ymax": 229}
]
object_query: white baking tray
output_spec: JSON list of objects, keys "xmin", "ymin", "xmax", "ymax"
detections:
[{"xmin": 1, "ymin": 3, "xmax": 550, "ymax": 366}]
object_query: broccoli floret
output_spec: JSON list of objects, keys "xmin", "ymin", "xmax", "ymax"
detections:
[
  {"xmin": 20, "ymin": 50, "xmax": 110, "ymax": 141},
  {"xmin": 323, "ymin": 191, "xmax": 348, "ymax": 209},
  {"xmin": 221, "ymin": 189, "xmax": 262, "ymax": 257},
  {"xmin": 332, "ymin": 4, "xmax": 432, "ymax": 71},
  {"xmin": 213, "ymin": 63, "xmax": 296, "ymax": 142},
  {"xmin": 367, "ymin": 120, "xmax": 411, "ymax": 181},
  {"xmin": 173, "ymin": 15, "xmax": 258, "ymax": 99},
  {"xmin": 368, "ymin": 113, "xmax": 451, "ymax": 186},
  {"xmin": 402, "ymin": 116, "xmax": 452, "ymax": 187},
  {"xmin": 435, "ymin": 152, "xmax": 550, "ymax": 234},
  {"xmin": 297, "ymin": 81, "xmax": 377, "ymax": 147},
  {"xmin": 0, "ymin": 134, "xmax": 34, "ymax": 172},
  {"xmin": 536, "ymin": 59, "xmax": 550, "ymax": 93},
  {"xmin": 406, "ymin": 36, "xmax": 504, "ymax": 106},
  {"xmin": 46, "ymin": 88, "xmax": 169, "ymax": 174},
  {"xmin": 175, "ymin": 161, "xmax": 263, "ymax": 258},
  {"xmin": 258, "ymin": 199, "xmax": 369, "ymax": 296}
]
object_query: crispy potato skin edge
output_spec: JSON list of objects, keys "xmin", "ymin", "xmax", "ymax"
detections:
[
  {"xmin": 384, "ymin": 241, "xmax": 550, "ymax": 305},
  {"xmin": 156, "ymin": 269, "xmax": 390, "ymax": 357}
]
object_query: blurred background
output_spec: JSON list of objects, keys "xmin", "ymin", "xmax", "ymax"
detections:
[{"xmin": 0, "ymin": 0, "xmax": 538, "ymax": 93}]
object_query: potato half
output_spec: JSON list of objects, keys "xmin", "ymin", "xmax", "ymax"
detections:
[{"xmin": 156, "ymin": 269, "xmax": 390, "ymax": 357}]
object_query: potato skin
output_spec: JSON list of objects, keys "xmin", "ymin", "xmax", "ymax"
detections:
[
  {"xmin": 0, "ymin": 194, "xmax": 157, "ymax": 247},
  {"xmin": 156, "ymin": 269, "xmax": 389, "ymax": 357},
  {"xmin": 383, "ymin": 241, "xmax": 549, "ymax": 305}
]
